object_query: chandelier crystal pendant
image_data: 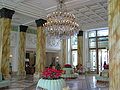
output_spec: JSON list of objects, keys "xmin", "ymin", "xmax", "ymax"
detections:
[{"xmin": 43, "ymin": 0, "xmax": 79, "ymax": 39}]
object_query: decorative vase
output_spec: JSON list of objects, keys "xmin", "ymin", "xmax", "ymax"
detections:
[{"xmin": 36, "ymin": 78, "xmax": 66, "ymax": 90}]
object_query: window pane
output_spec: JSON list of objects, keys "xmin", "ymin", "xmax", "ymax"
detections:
[
  {"xmin": 98, "ymin": 37, "xmax": 108, "ymax": 48},
  {"xmin": 98, "ymin": 41, "xmax": 108, "ymax": 48},
  {"xmin": 98, "ymin": 37, "xmax": 108, "ymax": 41},
  {"xmin": 97, "ymin": 30, "xmax": 108, "ymax": 36},
  {"xmin": 89, "ymin": 50, "xmax": 97, "ymax": 71},
  {"xmin": 71, "ymin": 35, "xmax": 77, "ymax": 49},
  {"xmin": 89, "ymin": 38, "xmax": 96, "ymax": 48},
  {"xmin": 72, "ymin": 51, "xmax": 77, "ymax": 66},
  {"xmin": 89, "ymin": 31, "xmax": 96, "ymax": 37}
]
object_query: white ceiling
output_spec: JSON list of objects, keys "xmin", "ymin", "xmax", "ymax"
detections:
[{"xmin": 0, "ymin": 0, "xmax": 108, "ymax": 30}]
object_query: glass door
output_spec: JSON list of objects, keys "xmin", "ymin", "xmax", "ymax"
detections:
[
  {"xmin": 98, "ymin": 49, "xmax": 109, "ymax": 72},
  {"xmin": 72, "ymin": 50, "xmax": 78, "ymax": 67},
  {"xmin": 89, "ymin": 49, "xmax": 97, "ymax": 72}
]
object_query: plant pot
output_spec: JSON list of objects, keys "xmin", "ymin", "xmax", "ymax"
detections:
[{"xmin": 36, "ymin": 78, "xmax": 66, "ymax": 90}]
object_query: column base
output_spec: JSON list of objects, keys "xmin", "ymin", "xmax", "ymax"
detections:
[{"xmin": 3, "ymin": 74, "xmax": 11, "ymax": 80}]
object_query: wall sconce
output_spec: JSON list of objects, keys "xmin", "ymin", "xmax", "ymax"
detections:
[{"xmin": 9, "ymin": 54, "xmax": 13, "ymax": 58}]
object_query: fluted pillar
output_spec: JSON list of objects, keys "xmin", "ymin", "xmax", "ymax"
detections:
[
  {"xmin": 35, "ymin": 19, "xmax": 46, "ymax": 76},
  {"xmin": 0, "ymin": 8, "xmax": 15, "ymax": 79},
  {"xmin": 77, "ymin": 31, "xmax": 83, "ymax": 65},
  {"xmin": 18, "ymin": 25, "xmax": 28, "ymax": 76},
  {"xmin": 108, "ymin": 0, "xmax": 120, "ymax": 90},
  {"xmin": 61, "ymin": 39, "xmax": 67, "ymax": 66}
]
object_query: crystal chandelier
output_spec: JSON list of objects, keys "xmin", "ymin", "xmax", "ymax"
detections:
[{"xmin": 43, "ymin": 0, "xmax": 79, "ymax": 39}]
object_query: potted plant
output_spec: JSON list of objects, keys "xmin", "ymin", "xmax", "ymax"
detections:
[
  {"xmin": 36, "ymin": 68, "xmax": 66, "ymax": 90},
  {"xmin": 41, "ymin": 68, "xmax": 63, "ymax": 80}
]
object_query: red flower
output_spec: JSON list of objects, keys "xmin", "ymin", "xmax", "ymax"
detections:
[
  {"xmin": 64, "ymin": 64, "xmax": 72, "ymax": 68},
  {"xmin": 41, "ymin": 68, "xmax": 63, "ymax": 79}
]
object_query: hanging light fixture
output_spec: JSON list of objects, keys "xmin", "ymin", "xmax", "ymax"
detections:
[{"xmin": 43, "ymin": 0, "xmax": 79, "ymax": 40}]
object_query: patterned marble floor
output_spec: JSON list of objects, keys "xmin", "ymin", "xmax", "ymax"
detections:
[
  {"xmin": 0, "ymin": 74, "xmax": 109, "ymax": 90},
  {"xmin": 66, "ymin": 75, "xmax": 109, "ymax": 90}
]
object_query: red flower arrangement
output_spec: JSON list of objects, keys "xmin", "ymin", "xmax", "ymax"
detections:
[
  {"xmin": 64, "ymin": 64, "xmax": 72, "ymax": 68},
  {"xmin": 41, "ymin": 68, "xmax": 63, "ymax": 80}
]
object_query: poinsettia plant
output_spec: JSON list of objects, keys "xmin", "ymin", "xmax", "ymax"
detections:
[
  {"xmin": 41, "ymin": 68, "xmax": 63, "ymax": 80},
  {"xmin": 64, "ymin": 64, "xmax": 72, "ymax": 68}
]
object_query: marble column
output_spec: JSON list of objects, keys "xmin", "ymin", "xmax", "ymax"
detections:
[
  {"xmin": 35, "ymin": 19, "xmax": 46, "ymax": 76},
  {"xmin": 61, "ymin": 39, "xmax": 67, "ymax": 66},
  {"xmin": 0, "ymin": 8, "xmax": 15, "ymax": 79},
  {"xmin": 77, "ymin": 31, "xmax": 83, "ymax": 65},
  {"xmin": 18, "ymin": 25, "xmax": 28, "ymax": 76},
  {"xmin": 108, "ymin": 0, "xmax": 120, "ymax": 90}
]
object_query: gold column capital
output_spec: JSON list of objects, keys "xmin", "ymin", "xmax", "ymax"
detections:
[
  {"xmin": 77, "ymin": 31, "xmax": 83, "ymax": 36},
  {"xmin": 35, "ymin": 19, "xmax": 47, "ymax": 27},
  {"xmin": 19, "ymin": 25, "xmax": 28, "ymax": 32},
  {"xmin": 0, "ymin": 8, "xmax": 15, "ymax": 19}
]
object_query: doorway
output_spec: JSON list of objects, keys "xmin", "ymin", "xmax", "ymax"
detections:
[
  {"xmin": 89, "ymin": 48, "xmax": 109, "ymax": 73},
  {"xmin": 89, "ymin": 49, "xmax": 97, "ymax": 72},
  {"xmin": 25, "ymin": 51, "xmax": 36, "ymax": 75},
  {"xmin": 98, "ymin": 49, "xmax": 109, "ymax": 72}
]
